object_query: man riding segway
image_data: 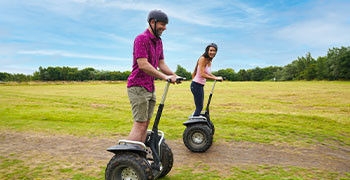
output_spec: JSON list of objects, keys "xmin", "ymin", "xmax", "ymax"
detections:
[{"xmin": 105, "ymin": 10, "xmax": 183, "ymax": 180}]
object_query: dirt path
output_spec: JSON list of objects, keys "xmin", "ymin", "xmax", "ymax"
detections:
[{"xmin": 1, "ymin": 130, "xmax": 349, "ymax": 177}]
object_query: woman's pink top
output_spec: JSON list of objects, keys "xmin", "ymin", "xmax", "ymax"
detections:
[{"xmin": 193, "ymin": 64, "xmax": 211, "ymax": 85}]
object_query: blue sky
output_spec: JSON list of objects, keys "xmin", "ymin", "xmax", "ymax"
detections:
[{"xmin": 1, "ymin": 0, "xmax": 350, "ymax": 74}]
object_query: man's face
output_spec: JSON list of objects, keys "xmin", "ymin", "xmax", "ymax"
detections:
[
  {"xmin": 150, "ymin": 20, "xmax": 167, "ymax": 36},
  {"xmin": 156, "ymin": 21, "xmax": 167, "ymax": 36},
  {"xmin": 208, "ymin": 47, "xmax": 217, "ymax": 58}
]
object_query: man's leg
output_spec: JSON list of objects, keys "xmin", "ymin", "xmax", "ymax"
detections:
[
  {"xmin": 140, "ymin": 90, "xmax": 155, "ymax": 143},
  {"xmin": 127, "ymin": 86, "xmax": 149, "ymax": 142},
  {"xmin": 141, "ymin": 119, "xmax": 150, "ymax": 142},
  {"xmin": 127, "ymin": 86, "xmax": 156, "ymax": 143},
  {"xmin": 128, "ymin": 119, "xmax": 150, "ymax": 142}
]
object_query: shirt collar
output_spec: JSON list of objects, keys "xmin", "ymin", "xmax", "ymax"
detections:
[{"xmin": 145, "ymin": 29, "xmax": 160, "ymax": 41}]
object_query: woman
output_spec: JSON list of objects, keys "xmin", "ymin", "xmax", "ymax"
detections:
[{"xmin": 191, "ymin": 43, "xmax": 223, "ymax": 116}]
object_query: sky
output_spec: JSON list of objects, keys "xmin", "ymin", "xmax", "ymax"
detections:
[{"xmin": 0, "ymin": 0, "xmax": 350, "ymax": 74}]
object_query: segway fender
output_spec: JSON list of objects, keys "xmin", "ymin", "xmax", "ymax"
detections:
[
  {"xmin": 183, "ymin": 119, "xmax": 208, "ymax": 126},
  {"xmin": 107, "ymin": 144, "xmax": 147, "ymax": 157}
]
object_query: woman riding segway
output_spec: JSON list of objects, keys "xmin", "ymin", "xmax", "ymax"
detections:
[{"xmin": 183, "ymin": 43, "xmax": 224, "ymax": 153}]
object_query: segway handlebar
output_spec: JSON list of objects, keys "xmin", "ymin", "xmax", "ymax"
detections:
[
  {"xmin": 167, "ymin": 77, "xmax": 186, "ymax": 83},
  {"xmin": 215, "ymin": 76, "xmax": 226, "ymax": 82}
]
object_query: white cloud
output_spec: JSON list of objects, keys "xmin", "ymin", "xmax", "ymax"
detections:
[
  {"xmin": 102, "ymin": 1, "xmax": 222, "ymax": 27},
  {"xmin": 37, "ymin": 0, "xmax": 267, "ymax": 29},
  {"xmin": 17, "ymin": 50, "xmax": 129, "ymax": 61},
  {"xmin": 0, "ymin": 65, "xmax": 37, "ymax": 75},
  {"xmin": 276, "ymin": 20, "xmax": 350, "ymax": 46},
  {"xmin": 77, "ymin": 64, "xmax": 130, "ymax": 72},
  {"xmin": 101, "ymin": 32, "xmax": 133, "ymax": 45},
  {"xmin": 274, "ymin": 1, "xmax": 350, "ymax": 47}
]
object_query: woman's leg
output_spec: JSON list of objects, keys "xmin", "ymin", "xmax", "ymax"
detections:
[{"xmin": 191, "ymin": 81, "xmax": 204, "ymax": 116}]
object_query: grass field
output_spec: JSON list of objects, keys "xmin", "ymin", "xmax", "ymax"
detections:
[{"xmin": 1, "ymin": 81, "xmax": 350, "ymax": 179}]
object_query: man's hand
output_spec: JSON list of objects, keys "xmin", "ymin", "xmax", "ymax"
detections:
[
  {"xmin": 175, "ymin": 75, "xmax": 183, "ymax": 84},
  {"xmin": 164, "ymin": 75, "xmax": 177, "ymax": 84}
]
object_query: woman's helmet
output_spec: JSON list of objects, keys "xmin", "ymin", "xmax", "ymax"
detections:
[
  {"xmin": 147, "ymin": 10, "xmax": 168, "ymax": 38},
  {"xmin": 203, "ymin": 43, "xmax": 218, "ymax": 59},
  {"xmin": 207, "ymin": 43, "xmax": 218, "ymax": 51}
]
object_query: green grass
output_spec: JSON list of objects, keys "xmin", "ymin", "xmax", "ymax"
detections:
[
  {"xmin": 0, "ymin": 155, "xmax": 104, "ymax": 180},
  {"xmin": 1, "ymin": 81, "xmax": 349, "ymax": 146},
  {"xmin": 1, "ymin": 154, "xmax": 349, "ymax": 180},
  {"xmin": 0, "ymin": 81, "xmax": 349, "ymax": 179},
  {"xmin": 166, "ymin": 164, "xmax": 350, "ymax": 180}
]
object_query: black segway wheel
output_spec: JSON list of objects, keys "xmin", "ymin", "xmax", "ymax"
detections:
[
  {"xmin": 208, "ymin": 120, "xmax": 215, "ymax": 135},
  {"xmin": 158, "ymin": 142, "xmax": 173, "ymax": 178},
  {"xmin": 105, "ymin": 152, "xmax": 153, "ymax": 180},
  {"xmin": 183, "ymin": 124, "xmax": 213, "ymax": 152}
]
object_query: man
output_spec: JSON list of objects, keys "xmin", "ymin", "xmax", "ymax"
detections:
[{"xmin": 126, "ymin": 10, "xmax": 179, "ymax": 144}]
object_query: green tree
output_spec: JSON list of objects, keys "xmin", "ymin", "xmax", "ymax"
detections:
[
  {"xmin": 175, "ymin": 65, "xmax": 192, "ymax": 80},
  {"xmin": 303, "ymin": 53, "xmax": 317, "ymax": 80},
  {"xmin": 80, "ymin": 67, "xmax": 96, "ymax": 80},
  {"xmin": 67, "ymin": 70, "xmax": 81, "ymax": 81},
  {"xmin": 237, "ymin": 69, "xmax": 248, "ymax": 81},
  {"xmin": 327, "ymin": 47, "xmax": 350, "ymax": 80},
  {"xmin": 315, "ymin": 56, "xmax": 329, "ymax": 80},
  {"xmin": 279, "ymin": 62, "xmax": 298, "ymax": 81},
  {"xmin": 32, "ymin": 71, "xmax": 40, "ymax": 80},
  {"xmin": 213, "ymin": 68, "xmax": 237, "ymax": 81},
  {"xmin": 46, "ymin": 67, "xmax": 61, "ymax": 81},
  {"xmin": 261, "ymin": 66, "xmax": 283, "ymax": 81},
  {"xmin": 247, "ymin": 67, "xmax": 265, "ymax": 81},
  {"xmin": 0, "ymin": 72, "xmax": 11, "ymax": 81}
]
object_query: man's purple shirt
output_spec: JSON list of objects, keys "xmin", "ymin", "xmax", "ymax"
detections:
[{"xmin": 127, "ymin": 29, "xmax": 164, "ymax": 92}]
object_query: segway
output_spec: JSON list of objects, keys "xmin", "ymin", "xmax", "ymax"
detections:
[
  {"xmin": 183, "ymin": 78, "xmax": 224, "ymax": 152},
  {"xmin": 105, "ymin": 77, "xmax": 184, "ymax": 180}
]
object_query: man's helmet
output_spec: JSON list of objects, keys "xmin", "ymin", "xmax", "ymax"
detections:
[
  {"xmin": 147, "ymin": 10, "xmax": 168, "ymax": 24},
  {"xmin": 147, "ymin": 10, "xmax": 168, "ymax": 38}
]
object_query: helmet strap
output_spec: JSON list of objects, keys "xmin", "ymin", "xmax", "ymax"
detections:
[{"xmin": 148, "ymin": 20, "xmax": 159, "ymax": 38}]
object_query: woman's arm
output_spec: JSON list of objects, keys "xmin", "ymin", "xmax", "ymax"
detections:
[{"xmin": 198, "ymin": 57, "xmax": 222, "ymax": 81}]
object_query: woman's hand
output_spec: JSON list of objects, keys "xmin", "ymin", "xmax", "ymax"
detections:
[{"xmin": 216, "ymin": 76, "xmax": 223, "ymax": 81}]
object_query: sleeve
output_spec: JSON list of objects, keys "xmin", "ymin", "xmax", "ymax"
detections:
[
  {"xmin": 134, "ymin": 35, "xmax": 148, "ymax": 59},
  {"xmin": 159, "ymin": 40, "xmax": 164, "ymax": 60}
]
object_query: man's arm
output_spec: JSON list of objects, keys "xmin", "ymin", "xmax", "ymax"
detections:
[
  {"xmin": 137, "ymin": 58, "xmax": 176, "ymax": 82},
  {"xmin": 158, "ymin": 59, "xmax": 176, "ymax": 76}
]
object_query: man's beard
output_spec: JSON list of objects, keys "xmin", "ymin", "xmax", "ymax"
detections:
[{"xmin": 156, "ymin": 28, "xmax": 164, "ymax": 36}]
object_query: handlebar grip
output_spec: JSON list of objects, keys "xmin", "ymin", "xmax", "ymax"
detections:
[
  {"xmin": 176, "ymin": 77, "xmax": 186, "ymax": 83},
  {"xmin": 176, "ymin": 77, "xmax": 186, "ymax": 82},
  {"xmin": 167, "ymin": 77, "xmax": 186, "ymax": 83}
]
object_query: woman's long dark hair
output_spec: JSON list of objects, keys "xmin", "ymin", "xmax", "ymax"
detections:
[
  {"xmin": 202, "ymin": 46, "xmax": 213, "ymax": 59},
  {"xmin": 192, "ymin": 46, "xmax": 217, "ymax": 79}
]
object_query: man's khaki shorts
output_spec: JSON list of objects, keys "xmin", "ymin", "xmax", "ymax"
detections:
[{"xmin": 127, "ymin": 86, "xmax": 156, "ymax": 122}]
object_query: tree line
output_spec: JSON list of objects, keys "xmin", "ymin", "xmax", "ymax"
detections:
[
  {"xmin": 0, "ymin": 67, "xmax": 131, "ymax": 82},
  {"xmin": 1, "ymin": 46, "xmax": 349, "ymax": 82},
  {"xmin": 167, "ymin": 46, "xmax": 350, "ymax": 81}
]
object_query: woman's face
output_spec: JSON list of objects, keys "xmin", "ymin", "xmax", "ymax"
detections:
[{"xmin": 208, "ymin": 47, "xmax": 217, "ymax": 59}]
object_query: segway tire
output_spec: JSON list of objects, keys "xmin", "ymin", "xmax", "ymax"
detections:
[
  {"xmin": 183, "ymin": 124, "xmax": 213, "ymax": 152},
  {"xmin": 158, "ymin": 142, "xmax": 173, "ymax": 178},
  {"xmin": 208, "ymin": 120, "xmax": 215, "ymax": 135},
  {"xmin": 105, "ymin": 152, "xmax": 153, "ymax": 180}
]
